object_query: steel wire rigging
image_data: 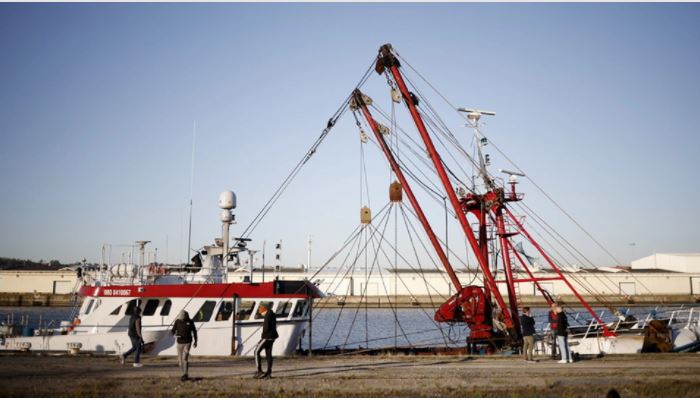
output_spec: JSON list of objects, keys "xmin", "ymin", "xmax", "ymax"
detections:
[{"xmin": 239, "ymin": 43, "xmax": 648, "ymax": 353}]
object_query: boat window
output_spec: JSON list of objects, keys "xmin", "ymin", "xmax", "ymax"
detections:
[
  {"xmin": 254, "ymin": 301, "xmax": 274, "ymax": 319},
  {"xmin": 160, "ymin": 300, "xmax": 172, "ymax": 316},
  {"xmin": 110, "ymin": 305, "xmax": 122, "ymax": 316},
  {"xmin": 125, "ymin": 299, "xmax": 140, "ymax": 315},
  {"xmin": 292, "ymin": 300, "xmax": 308, "ymax": 318},
  {"xmin": 235, "ymin": 301, "xmax": 255, "ymax": 321},
  {"xmin": 216, "ymin": 301, "xmax": 234, "ymax": 321},
  {"xmin": 142, "ymin": 299, "xmax": 160, "ymax": 316},
  {"xmin": 276, "ymin": 301, "xmax": 293, "ymax": 318},
  {"xmin": 82, "ymin": 298, "xmax": 94, "ymax": 315},
  {"xmin": 193, "ymin": 301, "xmax": 217, "ymax": 322}
]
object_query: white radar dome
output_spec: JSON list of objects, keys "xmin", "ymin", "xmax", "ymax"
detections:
[{"xmin": 218, "ymin": 190, "xmax": 236, "ymax": 210}]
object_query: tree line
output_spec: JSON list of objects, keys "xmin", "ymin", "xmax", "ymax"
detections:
[{"xmin": 0, "ymin": 257, "xmax": 65, "ymax": 270}]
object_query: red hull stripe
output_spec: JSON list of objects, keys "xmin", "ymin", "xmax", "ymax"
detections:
[{"xmin": 79, "ymin": 281, "xmax": 322, "ymax": 299}]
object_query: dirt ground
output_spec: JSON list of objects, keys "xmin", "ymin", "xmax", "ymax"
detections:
[{"xmin": 0, "ymin": 352, "xmax": 698, "ymax": 397}]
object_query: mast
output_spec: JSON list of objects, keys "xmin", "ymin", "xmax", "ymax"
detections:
[
  {"xmin": 306, "ymin": 235, "xmax": 312, "ymax": 274},
  {"xmin": 464, "ymin": 108, "xmax": 522, "ymax": 336},
  {"xmin": 218, "ymin": 190, "xmax": 236, "ymax": 283},
  {"xmin": 187, "ymin": 121, "xmax": 197, "ymax": 264},
  {"xmin": 375, "ymin": 44, "xmax": 514, "ymax": 329}
]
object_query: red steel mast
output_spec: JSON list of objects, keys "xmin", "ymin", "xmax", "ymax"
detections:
[
  {"xmin": 375, "ymin": 44, "xmax": 515, "ymax": 331},
  {"xmin": 351, "ymin": 90, "xmax": 463, "ymax": 293}
]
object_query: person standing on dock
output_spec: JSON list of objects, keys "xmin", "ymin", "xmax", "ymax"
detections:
[
  {"xmin": 548, "ymin": 303, "xmax": 559, "ymax": 359},
  {"xmin": 555, "ymin": 306, "xmax": 573, "ymax": 363},
  {"xmin": 520, "ymin": 307, "xmax": 536, "ymax": 362},
  {"xmin": 120, "ymin": 306, "xmax": 143, "ymax": 367},
  {"xmin": 171, "ymin": 310, "xmax": 198, "ymax": 381},
  {"xmin": 254, "ymin": 303, "xmax": 278, "ymax": 379}
]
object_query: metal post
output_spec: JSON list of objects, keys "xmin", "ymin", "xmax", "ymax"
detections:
[
  {"xmin": 222, "ymin": 221, "xmax": 230, "ymax": 282},
  {"xmin": 307, "ymin": 235, "xmax": 312, "ymax": 274},
  {"xmin": 307, "ymin": 296, "xmax": 313, "ymax": 356},
  {"xmin": 248, "ymin": 250, "xmax": 256, "ymax": 283},
  {"xmin": 495, "ymin": 209, "xmax": 521, "ymax": 336},
  {"xmin": 231, "ymin": 295, "xmax": 238, "ymax": 356}
]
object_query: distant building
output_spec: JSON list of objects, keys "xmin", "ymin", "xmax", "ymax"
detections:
[
  {"xmin": 0, "ymin": 268, "xmax": 79, "ymax": 294},
  {"xmin": 631, "ymin": 253, "xmax": 700, "ymax": 274},
  {"xmin": 229, "ymin": 266, "xmax": 700, "ymax": 298}
]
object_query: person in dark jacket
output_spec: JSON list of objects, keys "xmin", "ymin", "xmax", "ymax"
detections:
[
  {"xmin": 555, "ymin": 306, "xmax": 573, "ymax": 363},
  {"xmin": 171, "ymin": 310, "xmax": 198, "ymax": 381},
  {"xmin": 520, "ymin": 307, "xmax": 536, "ymax": 362},
  {"xmin": 254, "ymin": 303, "xmax": 278, "ymax": 379},
  {"xmin": 120, "ymin": 306, "xmax": 143, "ymax": 367},
  {"xmin": 548, "ymin": 303, "xmax": 559, "ymax": 359}
]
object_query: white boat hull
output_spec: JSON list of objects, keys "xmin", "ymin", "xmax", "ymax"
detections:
[{"xmin": 0, "ymin": 321, "xmax": 309, "ymax": 357}]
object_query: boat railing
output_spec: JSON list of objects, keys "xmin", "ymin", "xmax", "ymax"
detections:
[
  {"xmin": 583, "ymin": 318, "xmax": 596, "ymax": 338},
  {"xmin": 686, "ymin": 307, "xmax": 695, "ymax": 329}
]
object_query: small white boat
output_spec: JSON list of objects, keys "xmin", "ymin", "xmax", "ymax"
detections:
[{"xmin": 540, "ymin": 306, "xmax": 700, "ymax": 355}]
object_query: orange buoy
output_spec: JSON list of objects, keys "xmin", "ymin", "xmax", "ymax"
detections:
[{"xmin": 389, "ymin": 181, "xmax": 402, "ymax": 202}]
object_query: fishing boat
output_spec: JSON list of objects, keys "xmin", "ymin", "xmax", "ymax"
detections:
[
  {"xmin": 241, "ymin": 43, "xmax": 700, "ymax": 356},
  {"xmin": 0, "ymin": 191, "xmax": 323, "ymax": 357},
  {"xmin": 2, "ymin": 43, "xmax": 698, "ymax": 358}
]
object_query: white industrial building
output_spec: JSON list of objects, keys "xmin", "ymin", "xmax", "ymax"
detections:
[
  {"xmin": 0, "ymin": 269, "xmax": 80, "ymax": 294},
  {"xmin": 1, "ymin": 252, "xmax": 699, "ymax": 298},
  {"xmin": 230, "ymin": 266, "xmax": 700, "ymax": 298},
  {"xmin": 631, "ymin": 253, "xmax": 700, "ymax": 274}
]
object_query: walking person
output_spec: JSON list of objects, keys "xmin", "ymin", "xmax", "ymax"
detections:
[
  {"xmin": 548, "ymin": 303, "xmax": 559, "ymax": 359},
  {"xmin": 254, "ymin": 303, "xmax": 278, "ymax": 379},
  {"xmin": 555, "ymin": 306, "xmax": 574, "ymax": 363},
  {"xmin": 520, "ymin": 307, "xmax": 536, "ymax": 362},
  {"xmin": 120, "ymin": 306, "xmax": 143, "ymax": 367},
  {"xmin": 171, "ymin": 310, "xmax": 198, "ymax": 381}
]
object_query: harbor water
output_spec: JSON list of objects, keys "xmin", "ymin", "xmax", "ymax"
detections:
[{"xmin": 2, "ymin": 305, "xmax": 695, "ymax": 351}]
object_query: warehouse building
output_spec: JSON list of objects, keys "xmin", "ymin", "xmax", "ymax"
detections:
[{"xmin": 631, "ymin": 253, "xmax": 700, "ymax": 274}]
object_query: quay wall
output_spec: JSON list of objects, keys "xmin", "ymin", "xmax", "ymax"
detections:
[{"xmin": 0, "ymin": 293, "xmax": 75, "ymax": 307}]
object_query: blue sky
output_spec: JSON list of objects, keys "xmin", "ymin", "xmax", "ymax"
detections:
[{"xmin": 1, "ymin": 3, "xmax": 699, "ymax": 267}]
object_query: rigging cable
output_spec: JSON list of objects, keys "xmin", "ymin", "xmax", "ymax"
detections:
[
  {"xmin": 240, "ymin": 58, "xmax": 378, "ymax": 239},
  {"xmin": 395, "ymin": 52, "xmax": 623, "ymax": 268}
]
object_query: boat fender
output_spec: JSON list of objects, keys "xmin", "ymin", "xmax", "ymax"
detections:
[{"xmin": 67, "ymin": 318, "xmax": 81, "ymax": 332}]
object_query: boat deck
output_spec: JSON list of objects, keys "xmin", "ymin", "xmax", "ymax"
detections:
[{"xmin": 1, "ymin": 352, "xmax": 698, "ymax": 397}]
